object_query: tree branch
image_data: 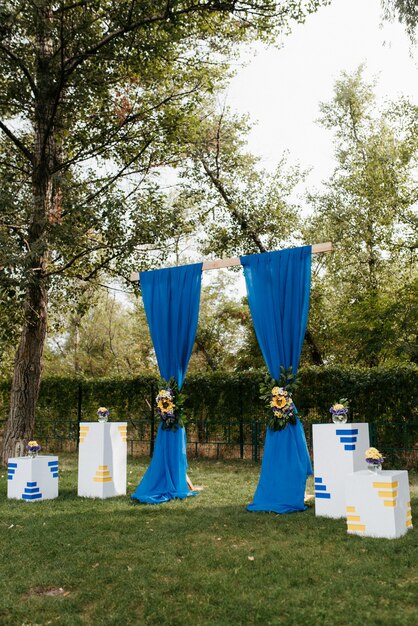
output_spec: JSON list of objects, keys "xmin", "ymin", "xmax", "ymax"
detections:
[
  {"xmin": 198, "ymin": 154, "xmax": 267, "ymax": 253},
  {"xmin": 62, "ymin": 2, "xmax": 242, "ymax": 78},
  {"xmin": 0, "ymin": 44, "xmax": 38, "ymax": 96},
  {"xmin": 0, "ymin": 120, "xmax": 33, "ymax": 162}
]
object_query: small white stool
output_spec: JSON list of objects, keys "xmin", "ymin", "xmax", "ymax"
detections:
[
  {"xmin": 7, "ymin": 456, "xmax": 59, "ymax": 501},
  {"xmin": 345, "ymin": 469, "xmax": 413, "ymax": 539}
]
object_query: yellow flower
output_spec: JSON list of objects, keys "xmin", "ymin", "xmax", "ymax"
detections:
[
  {"xmin": 271, "ymin": 396, "xmax": 287, "ymax": 409},
  {"xmin": 271, "ymin": 386, "xmax": 280, "ymax": 396},
  {"xmin": 365, "ymin": 447, "xmax": 382, "ymax": 460},
  {"xmin": 333, "ymin": 403, "xmax": 345, "ymax": 411},
  {"xmin": 28, "ymin": 440, "xmax": 38, "ymax": 447},
  {"xmin": 158, "ymin": 399, "xmax": 174, "ymax": 413}
]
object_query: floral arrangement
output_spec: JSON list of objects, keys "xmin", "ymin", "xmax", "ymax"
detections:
[
  {"xmin": 365, "ymin": 447, "xmax": 385, "ymax": 466},
  {"xmin": 97, "ymin": 407, "xmax": 109, "ymax": 421},
  {"xmin": 156, "ymin": 382, "xmax": 185, "ymax": 431},
  {"xmin": 260, "ymin": 368, "xmax": 299, "ymax": 432},
  {"xmin": 329, "ymin": 398, "xmax": 349, "ymax": 423},
  {"xmin": 26, "ymin": 440, "xmax": 41, "ymax": 456},
  {"xmin": 268, "ymin": 386, "xmax": 297, "ymax": 431}
]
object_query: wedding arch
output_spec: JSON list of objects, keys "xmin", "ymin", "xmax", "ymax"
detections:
[{"xmin": 130, "ymin": 242, "xmax": 332, "ymax": 512}]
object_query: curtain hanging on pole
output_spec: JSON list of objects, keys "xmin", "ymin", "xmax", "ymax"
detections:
[
  {"xmin": 131, "ymin": 263, "xmax": 202, "ymax": 504},
  {"xmin": 241, "ymin": 246, "xmax": 313, "ymax": 514}
]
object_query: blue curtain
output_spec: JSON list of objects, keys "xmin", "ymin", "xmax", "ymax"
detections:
[
  {"xmin": 139, "ymin": 263, "xmax": 203, "ymax": 389},
  {"xmin": 241, "ymin": 246, "xmax": 313, "ymax": 514},
  {"xmin": 131, "ymin": 263, "xmax": 202, "ymax": 505}
]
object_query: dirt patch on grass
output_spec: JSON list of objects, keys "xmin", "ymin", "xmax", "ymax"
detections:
[{"xmin": 24, "ymin": 587, "xmax": 70, "ymax": 598}]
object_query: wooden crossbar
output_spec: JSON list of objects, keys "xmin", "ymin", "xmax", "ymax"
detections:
[{"xmin": 129, "ymin": 241, "xmax": 332, "ymax": 282}]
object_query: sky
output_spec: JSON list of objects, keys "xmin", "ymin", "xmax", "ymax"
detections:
[
  {"xmin": 226, "ymin": 0, "xmax": 418, "ymax": 191},
  {"xmin": 124, "ymin": 0, "xmax": 417, "ymax": 299}
]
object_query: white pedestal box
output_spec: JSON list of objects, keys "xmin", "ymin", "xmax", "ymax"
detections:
[
  {"xmin": 345, "ymin": 470, "xmax": 413, "ymax": 539},
  {"xmin": 312, "ymin": 423, "xmax": 370, "ymax": 518},
  {"xmin": 7, "ymin": 456, "xmax": 59, "ymax": 501},
  {"xmin": 77, "ymin": 422, "xmax": 127, "ymax": 498}
]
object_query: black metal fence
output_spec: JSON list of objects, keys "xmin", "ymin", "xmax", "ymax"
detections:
[
  {"xmin": 1, "ymin": 371, "xmax": 417, "ymax": 469},
  {"xmin": 12, "ymin": 413, "xmax": 417, "ymax": 470}
]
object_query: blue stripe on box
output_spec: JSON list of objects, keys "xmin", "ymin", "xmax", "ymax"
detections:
[
  {"xmin": 52, "ymin": 473, "xmax": 58, "ymax": 478},
  {"xmin": 27, "ymin": 482, "xmax": 37, "ymax": 487},
  {"xmin": 344, "ymin": 445, "xmax": 356, "ymax": 451},
  {"xmin": 7, "ymin": 468, "xmax": 15, "ymax": 474},
  {"xmin": 22, "ymin": 493, "xmax": 42, "ymax": 500},
  {"xmin": 48, "ymin": 461, "xmax": 58, "ymax": 467},
  {"xmin": 314, "ymin": 478, "xmax": 323, "ymax": 483},
  {"xmin": 8, "ymin": 475, "xmax": 14, "ymax": 480},
  {"xmin": 315, "ymin": 492, "xmax": 331, "ymax": 499},
  {"xmin": 24, "ymin": 487, "xmax": 40, "ymax": 494},
  {"xmin": 8, "ymin": 462, "xmax": 17, "ymax": 468},
  {"xmin": 340, "ymin": 437, "xmax": 357, "ymax": 443},
  {"xmin": 315, "ymin": 485, "xmax": 327, "ymax": 491},
  {"xmin": 336, "ymin": 429, "xmax": 358, "ymax": 435}
]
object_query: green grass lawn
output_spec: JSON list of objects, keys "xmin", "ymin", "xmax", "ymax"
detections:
[{"xmin": 0, "ymin": 455, "xmax": 417, "ymax": 626}]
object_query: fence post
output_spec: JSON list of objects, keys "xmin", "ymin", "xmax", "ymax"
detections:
[
  {"xmin": 369, "ymin": 421, "xmax": 377, "ymax": 447},
  {"xmin": 239, "ymin": 384, "xmax": 244, "ymax": 459},
  {"xmin": 150, "ymin": 382, "xmax": 155, "ymax": 457},
  {"xmin": 252, "ymin": 420, "xmax": 260, "ymax": 462},
  {"xmin": 76, "ymin": 381, "xmax": 82, "ymax": 450}
]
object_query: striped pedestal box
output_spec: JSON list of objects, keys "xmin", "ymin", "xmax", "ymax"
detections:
[
  {"xmin": 77, "ymin": 422, "xmax": 127, "ymax": 498},
  {"xmin": 312, "ymin": 423, "xmax": 370, "ymax": 518},
  {"xmin": 7, "ymin": 456, "xmax": 59, "ymax": 501},
  {"xmin": 345, "ymin": 470, "xmax": 412, "ymax": 539}
]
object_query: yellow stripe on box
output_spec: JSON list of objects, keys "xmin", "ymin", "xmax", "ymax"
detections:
[
  {"xmin": 346, "ymin": 506, "xmax": 356, "ymax": 513},
  {"xmin": 383, "ymin": 500, "xmax": 396, "ymax": 507},
  {"xmin": 406, "ymin": 520, "xmax": 413, "ymax": 527},
  {"xmin": 347, "ymin": 515, "xmax": 361, "ymax": 522},
  {"xmin": 347, "ymin": 524, "xmax": 366, "ymax": 532},
  {"xmin": 373, "ymin": 481, "xmax": 398, "ymax": 489},
  {"xmin": 118, "ymin": 426, "xmax": 127, "ymax": 431},
  {"xmin": 377, "ymin": 490, "xmax": 397, "ymax": 498},
  {"xmin": 96, "ymin": 471, "xmax": 110, "ymax": 476},
  {"xmin": 98, "ymin": 465, "xmax": 108, "ymax": 470},
  {"xmin": 79, "ymin": 438, "xmax": 85, "ymax": 443},
  {"xmin": 93, "ymin": 477, "xmax": 113, "ymax": 483}
]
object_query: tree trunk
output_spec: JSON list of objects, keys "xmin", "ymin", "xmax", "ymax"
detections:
[
  {"xmin": 1, "ymin": 4, "xmax": 58, "ymax": 465},
  {"xmin": 1, "ymin": 280, "xmax": 48, "ymax": 464}
]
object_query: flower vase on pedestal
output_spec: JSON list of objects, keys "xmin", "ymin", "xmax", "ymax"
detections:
[
  {"xmin": 97, "ymin": 407, "xmax": 109, "ymax": 423},
  {"xmin": 332, "ymin": 413, "xmax": 348, "ymax": 424},
  {"xmin": 367, "ymin": 463, "xmax": 382, "ymax": 473}
]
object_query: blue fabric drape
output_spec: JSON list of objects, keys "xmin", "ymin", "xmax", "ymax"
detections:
[
  {"xmin": 131, "ymin": 263, "xmax": 202, "ymax": 505},
  {"xmin": 241, "ymin": 246, "xmax": 313, "ymax": 514},
  {"xmin": 139, "ymin": 263, "xmax": 203, "ymax": 389},
  {"xmin": 240, "ymin": 246, "xmax": 311, "ymax": 380},
  {"xmin": 131, "ymin": 424, "xmax": 192, "ymax": 504}
]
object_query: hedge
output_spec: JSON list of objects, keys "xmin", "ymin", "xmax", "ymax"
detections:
[{"xmin": 0, "ymin": 366, "xmax": 417, "ymax": 466}]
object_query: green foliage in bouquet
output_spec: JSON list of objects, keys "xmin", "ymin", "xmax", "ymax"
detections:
[
  {"xmin": 259, "ymin": 367, "xmax": 299, "ymax": 431},
  {"xmin": 156, "ymin": 378, "xmax": 187, "ymax": 431}
]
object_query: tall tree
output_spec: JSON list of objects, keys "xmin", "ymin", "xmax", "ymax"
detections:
[
  {"xmin": 44, "ymin": 288, "xmax": 156, "ymax": 377},
  {"xmin": 381, "ymin": 0, "xmax": 418, "ymax": 41},
  {"xmin": 177, "ymin": 105, "xmax": 324, "ymax": 363},
  {"xmin": 0, "ymin": 0, "xmax": 326, "ymax": 463},
  {"xmin": 304, "ymin": 66, "xmax": 418, "ymax": 366}
]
